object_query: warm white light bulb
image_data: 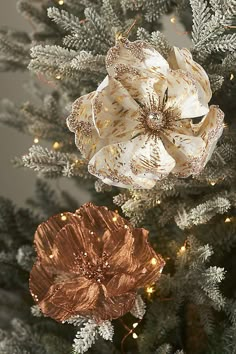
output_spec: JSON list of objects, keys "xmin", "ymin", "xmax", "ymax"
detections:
[
  {"xmin": 225, "ymin": 217, "xmax": 231, "ymax": 223},
  {"xmin": 53, "ymin": 141, "xmax": 61, "ymax": 150},
  {"xmin": 151, "ymin": 257, "xmax": 157, "ymax": 265},
  {"xmin": 61, "ymin": 214, "xmax": 67, "ymax": 221}
]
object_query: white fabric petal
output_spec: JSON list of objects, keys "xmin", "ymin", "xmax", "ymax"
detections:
[
  {"xmin": 166, "ymin": 70, "xmax": 209, "ymax": 119},
  {"xmin": 67, "ymin": 92, "xmax": 105, "ymax": 160},
  {"xmin": 106, "ymin": 39, "xmax": 169, "ymax": 78},
  {"xmin": 113, "ymin": 65, "xmax": 167, "ymax": 107},
  {"xmin": 161, "ymin": 130, "xmax": 206, "ymax": 178},
  {"xmin": 162, "ymin": 130, "xmax": 205, "ymax": 157},
  {"xmin": 106, "ymin": 39, "xmax": 169, "ymax": 107},
  {"xmin": 130, "ymin": 135, "xmax": 175, "ymax": 178},
  {"xmin": 161, "ymin": 106, "xmax": 224, "ymax": 177},
  {"xmin": 92, "ymin": 76, "xmax": 141, "ymax": 142},
  {"xmin": 168, "ymin": 47, "xmax": 212, "ymax": 102},
  {"xmin": 194, "ymin": 105, "xmax": 224, "ymax": 166},
  {"xmin": 88, "ymin": 135, "xmax": 175, "ymax": 189}
]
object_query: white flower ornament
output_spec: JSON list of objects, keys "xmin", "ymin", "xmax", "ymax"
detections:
[{"xmin": 67, "ymin": 39, "xmax": 224, "ymax": 189}]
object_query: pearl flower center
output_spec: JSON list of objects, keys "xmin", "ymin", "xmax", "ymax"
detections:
[{"xmin": 146, "ymin": 111, "xmax": 164, "ymax": 131}]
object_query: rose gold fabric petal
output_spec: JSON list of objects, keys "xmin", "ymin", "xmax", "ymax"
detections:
[
  {"xmin": 166, "ymin": 70, "xmax": 209, "ymax": 118},
  {"xmin": 41, "ymin": 278, "xmax": 100, "ymax": 322},
  {"xmin": 131, "ymin": 228, "xmax": 152, "ymax": 263},
  {"xmin": 53, "ymin": 224, "xmax": 100, "ymax": 271},
  {"xmin": 168, "ymin": 47, "xmax": 212, "ymax": 102},
  {"xmin": 94, "ymin": 292, "xmax": 136, "ymax": 321},
  {"xmin": 77, "ymin": 203, "xmax": 127, "ymax": 235},
  {"xmin": 34, "ymin": 212, "xmax": 81, "ymax": 263},
  {"xmin": 130, "ymin": 228, "xmax": 165, "ymax": 288},
  {"xmin": 67, "ymin": 92, "xmax": 106, "ymax": 160},
  {"xmin": 30, "ymin": 203, "xmax": 165, "ymax": 323},
  {"xmin": 92, "ymin": 76, "xmax": 140, "ymax": 141},
  {"xmin": 135, "ymin": 252, "xmax": 165, "ymax": 288},
  {"xmin": 88, "ymin": 139, "xmax": 158, "ymax": 189},
  {"xmin": 106, "ymin": 274, "xmax": 136, "ymax": 296},
  {"xmin": 29, "ymin": 261, "xmax": 55, "ymax": 303},
  {"xmin": 105, "ymin": 229, "xmax": 139, "ymax": 273},
  {"xmin": 102, "ymin": 228, "xmax": 130, "ymax": 262}
]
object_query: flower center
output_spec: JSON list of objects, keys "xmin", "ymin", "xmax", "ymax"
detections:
[
  {"xmin": 72, "ymin": 251, "xmax": 110, "ymax": 283},
  {"xmin": 146, "ymin": 111, "xmax": 164, "ymax": 131}
]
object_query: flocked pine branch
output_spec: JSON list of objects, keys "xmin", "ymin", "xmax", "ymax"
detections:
[
  {"xmin": 155, "ymin": 344, "xmax": 172, "ymax": 354},
  {"xmin": 138, "ymin": 236, "xmax": 226, "ymax": 353},
  {"xmin": 29, "ymin": 45, "xmax": 77, "ymax": 78},
  {"xmin": 0, "ymin": 92, "xmax": 73, "ymax": 146},
  {"xmin": 72, "ymin": 319, "xmax": 114, "ymax": 354},
  {"xmin": 130, "ymin": 295, "xmax": 146, "ymax": 319},
  {"xmin": 20, "ymin": 145, "xmax": 89, "ymax": 178},
  {"xmin": 175, "ymin": 195, "xmax": 231, "ymax": 229},
  {"xmin": 0, "ymin": 28, "xmax": 31, "ymax": 71},
  {"xmin": 137, "ymin": 28, "xmax": 172, "ymax": 58},
  {"xmin": 120, "ymin": 0, "xmax": 172, "ymax": 22},
  {"xmin": 190, "ymin": 0, "xmax": 236, "ymax": 59}
]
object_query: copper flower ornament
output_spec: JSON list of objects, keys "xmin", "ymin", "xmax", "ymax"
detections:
[
  {"xmin": 29, "ymin": 203, "xmax": 165, "ymax": 322},
  {"xmin": 67, "ymin": 39, "xmax": 224, "ymax": 189}
]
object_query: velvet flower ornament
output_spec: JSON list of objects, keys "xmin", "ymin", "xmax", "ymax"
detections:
[
  {"xmin": 67, "ymin": 39, "xmax": 224, "ymax": 189},
  {"xmin": 30, "ymin": 203, "xmax": 165, "ymax": 322}
]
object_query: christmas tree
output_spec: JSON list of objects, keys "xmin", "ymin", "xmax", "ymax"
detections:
[{"xmin": 0, "ymin": 0, "xmax": 236, "ymax": 353}]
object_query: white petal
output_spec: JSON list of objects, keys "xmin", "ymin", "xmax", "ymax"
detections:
[
  {"xmin": 106, "ymin": 39, "xmax": 169, "ymax": 77},
  {"xmin": 88, "ymin": 135, "xmax": 175, "ymax": 189},
  {"xmin": 160, "ymin": 106, "xmax": 224, "ymax": 177},
  {"xmin": 106, "ymin": 39, "xmax": 169, "ymax": 106},
  {"xmin": 166, "ymin": 70, "xmax": 209, "ymax": 119},
  {"xmin": 67, "ymin": 92, "xmax": 105, "ymax": 159},
  {"xmin": 194, "ymin": 105, "xmax": 224, "ymax": 166},
  {"xmin": 130, "ymin": 135, "xmax": 175, "ymax": 178},
  {"xmin": 113, "ymin": 64, "xmax": 167, "ymax": 107},
  {"xmin": 92, "ymin": 76, "xmax": 140, "ymax": 142},
  {"xmin": 162, "ymin": 130, "xmax": 205, "ymax": 159},
  {"xmin": 168, "ymin": 47, "xmax": 212, "ymax": 102}
]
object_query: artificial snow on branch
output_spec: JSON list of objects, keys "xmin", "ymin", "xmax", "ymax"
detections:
[{"xmin": 21, "ymin": 145, "xmax": 88, "ymax": 178}]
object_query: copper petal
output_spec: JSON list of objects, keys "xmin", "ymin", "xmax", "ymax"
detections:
[
  {"xmin": 53, "ymin": 224, "xmax": 100, "ymax": 271},
  {"xmin": 106, "ymin": 273, "xmax": 136, "ymax": 296},
  {"xmin": 105, "ymin": 229, "xmax": 139, "ymax": 274},
  {"xmin": 29, "ymin": 260, "xmax": 54, "ymax": 303},
  {"xmin": 41, "ymin": 278, "xmax": 100, "ymax": 322},
  {"xmin": 76, "ymin": 203, "xmax": 127, "ymax": 236},
  {"xmin": 94, "ymin": 292, "xmax": 136, "ymax": 322},
  {"xmin": 135, "ymin": 253, "xmax": 165, "ymax": 288},
  {"xmin": 34, "ymin": 212, "xmax": 81, "ymax": 264}
]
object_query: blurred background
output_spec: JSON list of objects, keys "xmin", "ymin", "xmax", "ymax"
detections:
[{"xmin": 0, "ymin": 2, "xmax": 191, "ymax": 207}]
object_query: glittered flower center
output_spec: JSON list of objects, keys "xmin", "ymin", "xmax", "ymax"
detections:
[
  {"xmin": 146, "ymin": 111, "xmax": 164, "ymax": 131},
  {"xmin": 73, "ymin": 251, "xmax": 110, "ymax": 283}
]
